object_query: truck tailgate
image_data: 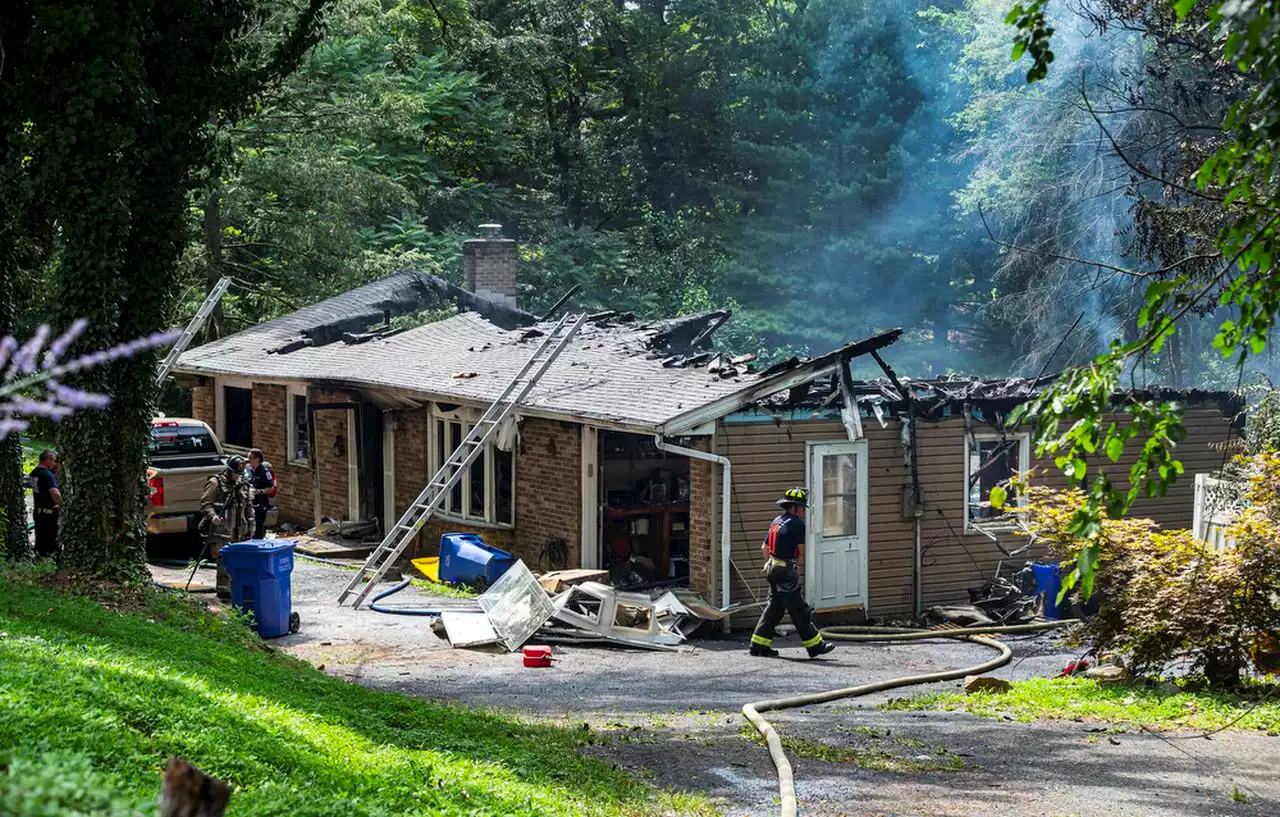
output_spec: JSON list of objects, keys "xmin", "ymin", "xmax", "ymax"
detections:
[{"xmin": 152, "ymin": 464, "xmax": 219, "ymax": 515}]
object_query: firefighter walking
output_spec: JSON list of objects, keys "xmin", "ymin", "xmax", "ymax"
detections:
[
  {"xmin": 200, "ymin": 456, "xmax": 253, "ymax": 599},
  {"xmin": 749, "ymin": 487, "xmax": 835, "ymax": 659}
]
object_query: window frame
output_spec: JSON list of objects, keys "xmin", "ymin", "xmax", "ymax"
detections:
[
  {"xmin": 963, "ymin": 431, "xmax": 1031, "ymax": 532},
  {"xmin": 427, "ymin": 405, "xmax": 515, "ymax": 529},
  {"xmin": 216, "ymin": 378, "xmax": 255, "ymax": 452},
  {"xmin": 285, "ymin": 385, "xmax": 311, "ymax": 466}
]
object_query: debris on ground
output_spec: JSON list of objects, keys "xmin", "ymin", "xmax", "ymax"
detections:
[
  {"xmin": 422, "ymin": 557, "xmax": 731, "ymax": 652},
  {"xmin": 964, "ymin": 675, "xmax": 1013, "ymax": 695},
  {"xmin": 1083, "ymin": 664, "xmax": 1130, "ymax": 686}
]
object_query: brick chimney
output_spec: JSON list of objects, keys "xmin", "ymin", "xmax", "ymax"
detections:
[{"xmin": 463, "ymin": 223, "xmax": 518, "ymax": 309}]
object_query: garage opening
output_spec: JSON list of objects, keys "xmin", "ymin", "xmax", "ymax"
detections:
[{"xmin": 598, "ymin": 431, "xmax": 692, "ymax": 587}]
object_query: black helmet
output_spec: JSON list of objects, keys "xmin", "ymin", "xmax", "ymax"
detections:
[
  {"xmin": 226, "ymin": 455, "xmax": 246, "ymax": 473},
  {"xmin": 776, "ymin": 487, "xmax": 809, "ymax": 508}
]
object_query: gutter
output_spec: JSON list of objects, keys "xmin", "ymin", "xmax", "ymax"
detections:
[{"xmin": 653, "ymin": 433, "xmax": 733, "ymax": 625}]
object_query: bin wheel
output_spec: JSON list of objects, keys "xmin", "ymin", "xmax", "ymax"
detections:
[{"xmin": 289, "ymin": 611, "xmax": 300, "ymax": 634}]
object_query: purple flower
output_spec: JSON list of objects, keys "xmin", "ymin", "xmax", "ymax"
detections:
[{"xmin": 0, "ymin": 321, "xmax": 181, "ymax": 440}]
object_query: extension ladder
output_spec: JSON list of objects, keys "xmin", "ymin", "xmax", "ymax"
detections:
[
  {"xmin": 337, "ymin": 312, "xmax": 588, "ymax": 608},
  {"xmin": 156, "ymin": 276, "xmax": 233, "ymax": 382}
]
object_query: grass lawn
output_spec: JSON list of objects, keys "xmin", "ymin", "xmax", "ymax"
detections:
[
  {"xmin": 884, "ymin": 676, "xmax": 1280, "ymax": 734},
  {"xmin": 0, "ymin": 567, "xmax": 713, "ymax": 817}
]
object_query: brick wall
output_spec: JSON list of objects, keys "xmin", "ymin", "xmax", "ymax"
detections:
[
  {"xmin": 463, "ymin": 236, "xmax": 517, "ymax": 309},
  {"xmin": 513, "ymin": 418, "xmax": 581, "ymax": 569},
  {"xmin": 191, "ymin": 384, "xmax": 214, "ymax": 426},
  {"xmin": 247, "ymin": 384, "xmax": 316, "ymax": 526},
  {"xmin": 311, "ymin": 388, "xmax": 354, "ymax": 522},
  {"xmin": 686, "ymin": 438, "xmax": 714, "ymax": 599}
]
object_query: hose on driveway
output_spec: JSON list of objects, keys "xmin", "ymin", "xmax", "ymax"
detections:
[
  {"xmin": 743, "ymin": 620, "xmax": 1077, "ymax": 817},
  {"xmin": 367, "ymin": 578, "xmax": 447, "ymax": 617}
]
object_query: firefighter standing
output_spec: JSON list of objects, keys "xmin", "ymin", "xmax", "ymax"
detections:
[
  {"xmin": 247, "ymin": 448, "xmax": 276, "ymax": 539},
  {"xmin": 749, "ymin": 487, "xmax": 835, "ymax": 659},
  {"xmin": 200, "ymin": 456, "xmax": 253, "ymax": 599}
]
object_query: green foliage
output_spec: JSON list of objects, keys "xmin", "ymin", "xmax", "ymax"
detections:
[
  {"xmin": 0, "ymin": 753, "xmax": 157, "ymax": 817},
  {"xmin": 885, "ymin": 676, "xmax": 1280, "ymax": 733},
  {"xmin": 0, "ymin": 572, "xmax": 710, "ymax": 817},
  {"xmin": 1004, "ymin": 1, "xmax": 1054, "ymax": 81},
  {"xmin": 1021, "ymin": 476, "xmax": 1280, "ymax": 687}
]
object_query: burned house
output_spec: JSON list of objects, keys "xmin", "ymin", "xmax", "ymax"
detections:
[{"xmin": 173, "ymin": 226, "xmax": 1241, "ymax": 623}]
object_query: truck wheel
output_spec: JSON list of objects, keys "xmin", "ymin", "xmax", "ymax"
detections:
[{"xmin": 289, "ymin": 611, "xmax": 301, "ymax": 634}]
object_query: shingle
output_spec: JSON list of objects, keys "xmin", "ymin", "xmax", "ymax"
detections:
[{"xmin": 175, "ymin": 276, "xmax": 759, "ymax": 429}]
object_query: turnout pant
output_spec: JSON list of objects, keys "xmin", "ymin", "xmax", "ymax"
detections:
[
  {"xmin": 751, "ymin": 562, "xmax": 826, "ymax": 654},
  {"xmin": 209, "ymin": 536, "xmax": 232, "ymax": 597}
]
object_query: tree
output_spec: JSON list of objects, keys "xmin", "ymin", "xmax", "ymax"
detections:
[
  {"xmin": 0, "ymin": 0, "xmax": 329, "ymax": 575},
  {"xmin": 999, "ymin": 0, "xmax": 1277, "ymax": 594}
]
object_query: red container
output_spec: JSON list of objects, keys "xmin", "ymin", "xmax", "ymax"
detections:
[{"xmin": 523, "ymin": 645, "xmax": 553, "ymax": 667}]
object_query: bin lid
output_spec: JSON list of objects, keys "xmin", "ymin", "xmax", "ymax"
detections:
[{"xmin": 221, "ymin": 539, "xmax": 295, "ymax": 555}]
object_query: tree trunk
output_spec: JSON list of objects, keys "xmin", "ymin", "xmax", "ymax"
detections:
[{"xmin": 0, "ymin": 210, "xmax": 30, "ymax": 561}]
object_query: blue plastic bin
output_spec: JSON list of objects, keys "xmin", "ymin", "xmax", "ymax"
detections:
[
  {"xmin": 220, "ymin": 540, "xmax": 296, "ymax": 638},
  {"xmin": 439, "ymin": 533, "xmax": 515, "ymax": 588},
  {"xmin": 1032, "ymin": 562, "xmax": 1063, "ymax": 620}
]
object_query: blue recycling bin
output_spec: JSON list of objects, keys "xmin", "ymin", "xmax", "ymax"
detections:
[
  {"xmin": 220, "ymin": 540, "xmax": 297, "ymax": 638},
  {"xmin": 1032, "ymin": 561, "xmax": 1063, "ymax": 620},
  {"xmin": 439, "ymin": 533, "xmax": 515, "ymax": 588}
]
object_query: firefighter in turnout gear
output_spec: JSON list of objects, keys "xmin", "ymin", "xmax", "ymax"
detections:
[
  {"xmin": 749, "ymin": 487, "xmax": 836, "ymax": 659},
  {"xmin": 201, "ymin": 456, "xmax": 253, "ymax": 599}
]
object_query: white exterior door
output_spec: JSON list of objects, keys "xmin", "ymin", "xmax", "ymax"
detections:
[{"xmin": 805, "ymin": 441, "xmax": 869, "ymax": 611}]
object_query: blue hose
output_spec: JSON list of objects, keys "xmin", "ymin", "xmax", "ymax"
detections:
[{"xmin": 367, "ymin": 579, "xmax": 444, "ymax": 617}]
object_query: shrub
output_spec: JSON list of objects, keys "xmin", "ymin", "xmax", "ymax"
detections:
[{"xmin": 1023, "ymin": 455, "xmax": 1280, "ymax": 687}]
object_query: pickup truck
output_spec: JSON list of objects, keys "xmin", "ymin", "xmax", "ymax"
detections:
[{"xmin": 145, "ymin": 417, "xmax": 276, "ymax": 537}]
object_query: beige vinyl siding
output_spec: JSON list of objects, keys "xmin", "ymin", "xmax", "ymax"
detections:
[{"xmin": 717, "ymin": 406, "xmax": 1237, "ymax": 623}]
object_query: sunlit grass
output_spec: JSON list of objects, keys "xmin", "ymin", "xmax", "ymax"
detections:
[
  {"xmin": 883, "ymin": 676, "xmax": 1280, "ymax": 734},
  {"xmin": 0, "ymin": 571, "xmax": 713, "ymax": 816}
]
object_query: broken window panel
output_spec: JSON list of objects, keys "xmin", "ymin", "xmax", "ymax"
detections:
[
  {"xmin": 495, "ymin": 448, "xmax": 514, "ymax": 525},
  {"xmin": 821, "ymin": 453, "xmax": 858, "ymax": 537},
  {"xmin": 470, "ymin": 425, "xmax": 486, "ymax": 518},
  {"xmin": 290, "ymin": 393, "xmax": 310, "ymax": 461},
  {"xmin": 968, "ymin": 436, "xmax": 1025, "ymax": 521},
  {"xmin": 449, "ymin": 421, "xmax": 464, "ymax": 513}
]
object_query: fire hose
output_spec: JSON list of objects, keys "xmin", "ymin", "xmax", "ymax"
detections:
[{"xmin": 742, "ymin": 620, "xmax": 1077, "ymax": 817}]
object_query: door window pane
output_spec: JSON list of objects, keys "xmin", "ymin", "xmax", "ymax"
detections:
[
  {"xmin": 223, "ymin": 386, "xmax": 253, "ymax": 448},
  {"xmin": 449, "ymin": 422, "xmax": 463, "ymax": 513},
  {"xmin": 495, "ymin": 448, "xmax": 514, "ymax": 524},
  {"xmin": 822, "ymin": 453, "xmax": 858, "ymax": 537},
  {"xmin": 469, "ymin": 425, "xmax": 486, "ymax": 517}
]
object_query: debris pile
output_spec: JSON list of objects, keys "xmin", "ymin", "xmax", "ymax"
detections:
[{"xmin": 426, "ymin": 559, "xmax": 728, "ymax": 653}]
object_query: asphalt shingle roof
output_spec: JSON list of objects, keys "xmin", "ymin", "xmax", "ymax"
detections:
[{"xmin": 174, "ymin": 273, "xmax": 760, "ymax": 429}]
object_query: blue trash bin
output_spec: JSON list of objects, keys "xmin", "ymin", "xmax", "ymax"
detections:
[
  {"xmin": 1032, "ymin": 562, "xmax": 1063, "ymax": 620},
  {"xmin": 220, "ymin": 539, "xmax": 297, "ymax": 638},
  {"xmin": 439, "ymin": 533, "xmax": 515, "ymax": 588}
]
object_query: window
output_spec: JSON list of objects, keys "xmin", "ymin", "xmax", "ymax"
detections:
[
  {"xmin": 821, "ymin": 452, "xmax": 859, "ymax": 537},
  {"xmin": 287, "ymin": 391, "xmax": 310, "ymax": 463},
  {"xmin": 966, "ymin": 432, "xmax": 1030, "ymax": 526},
  {"xmin": 148, "ymin": 424, "xmax": 218, "ymax": 457},
  {"xmin": 222, "ymin": 386, "xmax": 253, "ymax": 449},
  {"xmin": 430, "ymin": 410, "xmax": 515, "ymax": 526}
]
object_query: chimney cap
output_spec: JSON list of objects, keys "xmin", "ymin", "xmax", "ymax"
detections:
[{"xmin": 478, "ymin": 223, "xmax": 503, "ymax": 238}]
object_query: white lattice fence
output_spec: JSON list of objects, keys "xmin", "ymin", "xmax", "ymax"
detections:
[{"xmin": 1192, "ymin": 473, "xmax": 1245, "ymax": 550}]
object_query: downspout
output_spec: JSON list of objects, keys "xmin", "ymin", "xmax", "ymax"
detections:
[{"xmin": 654, "ymin": 433, "xmax": 732, "ymax": 621}]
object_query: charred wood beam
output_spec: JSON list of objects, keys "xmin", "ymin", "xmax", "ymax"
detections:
[{"xmin": 540, "ymin": 284, "xmax": 581, "ymax": 321}]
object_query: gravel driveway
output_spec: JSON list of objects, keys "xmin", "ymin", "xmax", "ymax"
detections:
[{"xmin": 150, "ymin": 557, "xmax": 1280, "ymax": 817}]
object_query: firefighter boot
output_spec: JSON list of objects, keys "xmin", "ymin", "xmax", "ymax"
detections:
[
  {"xmin": 806, "ymin": 639, "xmax": 836, "ymax": 659},
  {"xmin": 749, "ymin": 634, "xmax": 779, "ymax": 657}
]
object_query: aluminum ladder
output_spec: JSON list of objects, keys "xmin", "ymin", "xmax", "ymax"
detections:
[
  {"xmin": 156, "ymin": 276, "xmax": 233, "ymax": 382},
  {"xmin": 337, "ymin": 312, "xmax": 588, "ymax": 608}
]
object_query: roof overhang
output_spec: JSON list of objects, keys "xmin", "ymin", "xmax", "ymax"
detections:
[{"xmin": 657, "ymin": 328, "xmax": 903, "ymax": 436}]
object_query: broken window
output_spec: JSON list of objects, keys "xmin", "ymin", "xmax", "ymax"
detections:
[
  {"xmin": 966, "ymin": 433, "xmax": 1029, "ymax": 525},
  {"xmin": 287, "ymin": 391, "xmax": 310, "ymax": 463},
  {"xmin": 431, "ymin": 409, "xmax": 516, "ymax": 526},
  {"xmin": 222, "ymin": 386, "xmax": 253, "ymax": 449}
]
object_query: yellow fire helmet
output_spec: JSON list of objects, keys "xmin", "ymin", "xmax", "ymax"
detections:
[{"xmin": 776, "ymin": 487, "xmax": 809, "ymax": 508}]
